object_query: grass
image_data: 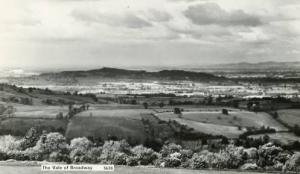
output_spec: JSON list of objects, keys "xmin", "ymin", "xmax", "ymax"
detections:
[
  {"xmin": 277, "ymin": 109, "xmax": 300, "ymax": 128},
  {"xmin": 65, "ymin": 109, "xmax": 149, "ymax": 143},
  {"xmin": 250, "ymin": 132, "xmax": 300, "ymax": 145},
  {"xmin": 13, "ymin": 105, "xmax": 68, "ymax": 118},
  {"xmin": 0, "ymin": 118, "xmax": 67, "ymax": 136},
  {"xmin": 155, "ymin": 109, "xmax": 287, "ymax": 138}
]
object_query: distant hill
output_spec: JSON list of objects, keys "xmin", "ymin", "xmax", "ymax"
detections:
[
  {"xmin": 186, "ymin": 61, "xmax": 300, "ymax": 72},
  {"xmin": 40, "ymin": 67, "xmax": 225, "ymax": 82}
]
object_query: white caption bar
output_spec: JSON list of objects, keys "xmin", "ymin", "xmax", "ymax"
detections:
[{"xmin": 41, "ymin": 164, "xmax": 114, "ymax": 172}]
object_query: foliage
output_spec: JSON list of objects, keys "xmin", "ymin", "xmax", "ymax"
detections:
[{"xmin": 131, "ymin": 145, "xmax": 158, "ymax": 165}]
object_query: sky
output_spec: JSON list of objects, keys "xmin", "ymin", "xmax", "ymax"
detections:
[{"xmin": 0, "ymin": 0, "xmax": 299, "ymax": 70}]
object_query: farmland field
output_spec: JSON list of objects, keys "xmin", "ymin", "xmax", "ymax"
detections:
[
  {"xmin": 13, "ymin": 105, "xmax": 68, "ymax": 118},
  {"xmin": 65, "ymin": 109, "xmax": 149, "ymax": 143},
  {"xmin": 156, "ymin": 110, "xmax": 286, "ymax": 130},
  {"xmin": 155, "ymin": 109, "xmax": 287, "ymax": 138},
  {"xmin": 0, "ymin": 118, "xmax": 67, "ymax": 136},
  {"xmin": 250, "ymin": 132, "xmax": 300, "ymax": 145},
  {"xmin": 277, "ymin": 109, "xmax": 300, "ymax": 128}
]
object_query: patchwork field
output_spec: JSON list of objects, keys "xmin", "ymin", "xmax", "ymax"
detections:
[
  {"xmin": 155, "ymin": 109, "xmax": 288, "ymax": 138},
  {"xmin": 277, "ymin": 109, "xmax": 300, "ymax": 127},
  {"xmin": 13, "ymin": 105, "xmax": 68, "ymax": 118},
  {"xmin": 156, "ymin": 110, "xmax": 286, "ymax": 130},
  {"xmin": 250, "ymin": 132, "xmax": 300, "ymax": 145}
]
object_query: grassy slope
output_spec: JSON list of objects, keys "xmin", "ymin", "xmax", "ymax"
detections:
[
  {"xmin": 277, "ymin": 109, "xmax": 300, "ymax": 128},
  {"xmin": 65, "ymin": 109, "xmax": 151, "ymax": 143},
  {"xmin": 155, "ymin": 109, "xmax": 288, "ymax": 138}
]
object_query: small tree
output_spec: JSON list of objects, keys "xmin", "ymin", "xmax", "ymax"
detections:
[
  {"xmin": 174, "ymin": 108, "xmax": 182, "ymax": 115},
  {"xmin": 159, "ymin": 102, "xmax": 165, "ymax": 108},
  {"xmin": 222, "ymin": 109, "xmax": 229, "ymax": 115},
  {"xmin": 143, "ymin": 102, "xmax": 149, "ymax": 109}
]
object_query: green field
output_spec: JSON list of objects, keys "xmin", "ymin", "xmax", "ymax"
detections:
[
  {"xmin": 0, "ymin": 117, "xmax": 67, "ymax": 136},
  {"xmin": 250, "ymin": 132, "xmax": 300, "ymax": 145},
  {"xmin": 277, "ymin": 109, "xmax": 300, "ymax": 128},
  {"xmin": 155, "ymin": 110, "xmax": 287, "ymax": 138},
  {"xmin": 65, "ymin": 109, "xmax": 150, "ymax": 143},
  {"xmin": 13, "ymin": 105, "xmax": 68, "ymax": 118}
]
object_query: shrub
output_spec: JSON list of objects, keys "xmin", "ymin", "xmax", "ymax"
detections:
[
  {"xmin": 218, "ymin": 145, "xmax": 246, "ymax": 169},
  {"xmin": 126, "ymin": 156, "xmax": 139, "ymax": 166},
  {"xmin": 19, "ymin": 128, "xmax": 40, "ymax": 150},
  {"xmin": 69, "ymin": 137, "xmax": 93, "ymax": 163},
  {"xmin": 0, "ymin": 135, "xmax": 21, "ymax": 152},
  {"xmin": 100, "ymin": 140, "xmax": 131, "ymax": 163},
  {"xmin": 240, "ymin": 163, "xmax": 259, "ymax": 170},
  {"xmin": 33, "ymin": 132, "xmax": 69, "ymax": 158},
  {"xmin": 113, "ymin": 152, "xmax": 128, "ymax": 165},
  {"xmin": 87, "ymin": 147, "xmax": 102, "ymax": 163},
  {"xmin": 49, "ymin": 152, "xmax": 70, "ymax": 163},
  {"xmin": 24, "ymin": 147, "xmax": 43, "ymax": 161},
  {"xmin": 283, "ymin": 152, "xmax": 300, "ymax": 172},
  {"xmin": 160, "ymin": 143, "xmax": 182, "ymax": 157},
  {"xmin": 257, "ymin": 143, "xmax": 283, "ymax": 167},
  {"xmin": 164, "ymin": 156, "xmax": 181, "ymax": 167},
  {"xmin": 131, "ymin": 145, "xmax": 158, "ymax": 165},
  {"xmin": 190, "ymin": 153, "xmax": 208, "ymax": 169}
]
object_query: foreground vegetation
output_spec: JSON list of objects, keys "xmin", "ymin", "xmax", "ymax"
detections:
[{"xmin": 0, "ymin": 128, "xmax": 300, "ymax": 173}]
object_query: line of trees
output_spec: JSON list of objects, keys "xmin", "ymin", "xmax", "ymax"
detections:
[{"xmin": 0, "ymin": 129, "xmax": 300, "ymax": 172}]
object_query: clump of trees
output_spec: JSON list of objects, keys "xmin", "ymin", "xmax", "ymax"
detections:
[{"xmin": 0, "ymin": 128, "xmax": 299, "ymax": 172}]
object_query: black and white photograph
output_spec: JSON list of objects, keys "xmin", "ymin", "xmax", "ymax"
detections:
[{"xmin": 0, "ymin": 0, "xmax": 300, "ymax": 173}]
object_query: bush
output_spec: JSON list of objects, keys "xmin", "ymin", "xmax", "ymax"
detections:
[
  {"xmin": 24, "ymin": 147, "xmax": 43, "ymax": 161},
  {"xmin": 164, "ymin": 156, "xmax": 181, "ymax": 167},
  {"xmin": 49, "ymin": 152, "xmax": 70, "ymax": 163},
  {"xmin": 160, "ymin": 143, "xmax": 182, "ymax": 157},
  {"xmin": 19, "ymin": 128, "xmax": 40, "ymax": 150},
  {"xmin": 33, "ymin": 132, "xmax": 69, "ymax": 160},
  {"xmin": 126, "ymin": 156, "xmax": 139, "ymax": 166},
  {"xmin": 113, "ymin": 152, "xmax": 128, "ymax": 165},
  {"xmin": 190, "ymin": 153, "xmax": 208, "ymax": 169},
  {"xmin": 257, "ymin": 143, "xmax": 283, "ymax": 167},
  {"xmin": 283, "ymin": 152, "xmax": 300, "ymax": 172},
  {"xmin": 69, "ymin": 137, "xmax": 93, "ymax": 163},
  {"xmin": 87, "ymin": 147, "xmax": 102, "ymax": 163},
  {"xmin": 240, "ymin": 163, "xmax": 259, "ymax": 170},
  {"xmin": 0, "ymin": 135, "xmax": 21, "ymax": 152},
  {"xmin": 131, "ymin": 145, "xmax": 158, "ymax": 165},
  {"xmin": 100, "ymin": 140, "xmax": 131, "ymax": 163}
]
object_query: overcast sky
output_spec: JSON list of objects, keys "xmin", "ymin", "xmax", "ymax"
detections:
[{"xmin": 0, "ymin": 0, "xmax": 299, "ymax": 69}]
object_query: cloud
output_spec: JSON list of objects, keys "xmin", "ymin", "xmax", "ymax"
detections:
[
  {"xmin": 71, "ymin": 9, "xmax": 152, "ymax": 28},
  {"xmin": 184, "ymin": 3, "xmax": 264, "ymax": 26},
  {"xmin": 146, "ymin": 9, "xmax": 172, "ymax": 22}
]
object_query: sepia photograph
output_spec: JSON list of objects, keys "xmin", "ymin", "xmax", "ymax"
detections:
[{"xmin": 0, "ymin": 0, "xmax": 300, "ymax": 173}]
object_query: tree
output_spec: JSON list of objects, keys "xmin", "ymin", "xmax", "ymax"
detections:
[
  {"xmin": 174, "ymin": 108, "xmax": 182, "ymax": 115},
  {"xmin": 143, "ymin": 102, "xmax": 149, "ymax": 109},
  {"xmin": 159, "ymin": 102, "xmax": 165, "ymax": 108},
  {"xmin": 222, "ymin": 109, "xmax": 229, "ymax": 115}
]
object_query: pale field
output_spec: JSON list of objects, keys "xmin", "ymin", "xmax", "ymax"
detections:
[
  {"xmin": 13, "ymin": 105, "xmax": 68, "ymax": 118},
  {"xmin": 250, "ymin": 132, "xmax": 300, "ymax": 145},
  {"xmin": 277, "ymin": 109, "xmax": 300, "ymax": 128},
  {"xmin": 76, "ymin": 108, "xmax": 151, "ymax": 119},
  {"xmin": 156, "ymin": 110, "xmax": 287, "ymax": 131}
]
